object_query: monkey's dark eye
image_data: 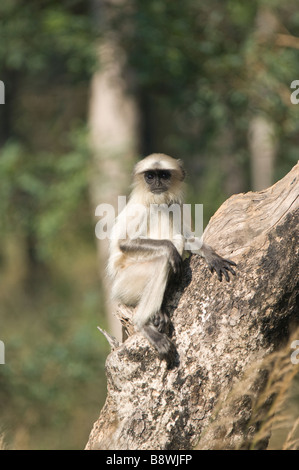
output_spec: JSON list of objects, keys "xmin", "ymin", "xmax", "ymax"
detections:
[
  {"xmin": 144, "ymin": 171, "xmax": 155, "ymax": 182},
  {"xmin": 159, "ymin": 170, "xmax": 171, "ymax": 180}
]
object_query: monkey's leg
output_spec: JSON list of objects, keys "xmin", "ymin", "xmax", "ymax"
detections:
[
  {"xmin": 133, "ymin": 256, "xmax": 175, "ymax": 358},
  {"xmin": 133, "ymin": 256, "xmax": 169, "ymax": 328}
]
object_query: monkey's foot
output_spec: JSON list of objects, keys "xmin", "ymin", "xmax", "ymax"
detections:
[
  {"xmin": 152, "ymin": 311, "xmax": 169, "ymax": 332},
  {"xmin": 141, "ymin": 324, "xmax": 175, "ymax": 359}
]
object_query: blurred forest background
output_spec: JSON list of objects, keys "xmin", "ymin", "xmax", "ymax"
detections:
[{"xmin": 0, "ymin": 0, "xmax": 299, "ymax": 450}]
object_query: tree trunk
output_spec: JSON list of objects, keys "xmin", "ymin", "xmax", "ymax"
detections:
[
  {"xmin": 88, "ymin": 0, "xmax": 139, "ymax": 338},
  {"xmin": 248, "ymin": 7, "xmax": 279, "ymax": 191},
  {"xmin": 248, "ymin": 115, "xmax": 277, "ymax": 191},
  {"xmin": 86, "ymin": 162, "xmax": 299, "ymax": 450}
]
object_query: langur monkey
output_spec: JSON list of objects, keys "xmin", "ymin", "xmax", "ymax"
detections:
[{"xmin": 107, "ymin": 154, "xmax": 236, "ymax": 358}]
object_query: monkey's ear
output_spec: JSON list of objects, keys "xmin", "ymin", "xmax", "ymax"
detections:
[{"xmin": 177, "ymin": 159, "xmax": 186, "ymax": 181}]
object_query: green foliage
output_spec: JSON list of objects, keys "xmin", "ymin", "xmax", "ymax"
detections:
[
  {"xmin": 0, "ymin": 255, "xmax": 108, "ymax": 449},
  {"xmin": 0, "ymin": 0, "xmax": 103, "ymax": 450},
  {"xmin": 111, "ymin": 0, "xmax": 299, "ymax": 199},
  {"xmin": 0, "ymin": 0, "xmax": 96, "ymax": 78},
  {"xmin": 0, "ymin": 129, "xmax": 91, "ymax": 262}
]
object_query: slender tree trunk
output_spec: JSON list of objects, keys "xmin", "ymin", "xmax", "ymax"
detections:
[
  {"xmin": 248, "ymin": 7, "xmax": 278, "ymax": 191},
  {"xmin": 88, "ymin": 1, "xmax": 139, "ymax": 338},
  {"xmin": 248, "ymin": 115, "xmax": 277, "ymax": 191}
]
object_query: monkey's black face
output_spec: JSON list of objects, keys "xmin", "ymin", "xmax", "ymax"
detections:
[{"xmin": 144, "ymin": 170, "xmax": 172, "ymax": 194}]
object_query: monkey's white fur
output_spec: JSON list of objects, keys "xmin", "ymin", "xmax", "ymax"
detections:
[
  {"xmin": 107, "ymin": 154, "xmax": 235, "ymax": 355},
  {"xmin": 107, "ymin": 154, "xmax": 186, "ymax": 329}
]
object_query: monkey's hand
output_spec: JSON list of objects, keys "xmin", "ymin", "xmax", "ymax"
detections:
[
  {"xmin": 207, "ymin": 254, "xmax": 236, "ymax": 282},
  {"xmin": 199, "ymin": 243, "xmax": 236, "ymax": 282}
]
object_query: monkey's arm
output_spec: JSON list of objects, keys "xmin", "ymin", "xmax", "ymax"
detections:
[
  {"xmin": 186, "ymin": 236, "xmax": 236, "ymax": 282},
  {"xmin": 119, "ymin": 238, "xmax": 182, "ymax": 277}
]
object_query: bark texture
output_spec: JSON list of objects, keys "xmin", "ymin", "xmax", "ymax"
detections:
[{"xmin": 86, "ymin": 162, "xmax": 299, "ymax": 450}]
